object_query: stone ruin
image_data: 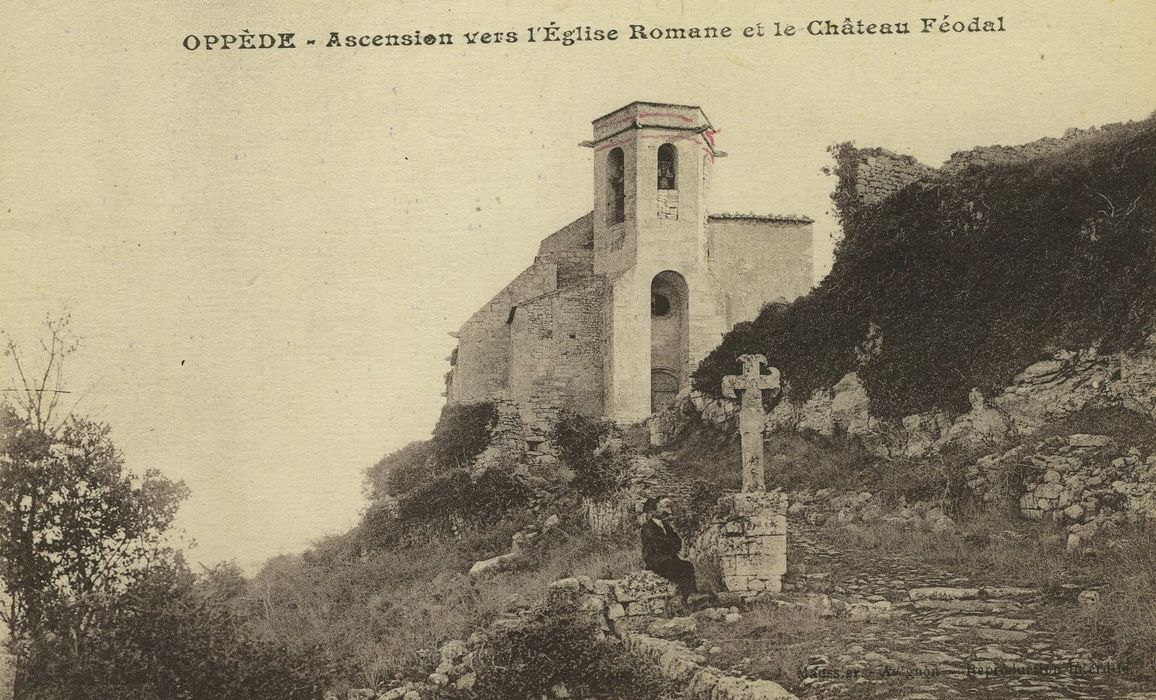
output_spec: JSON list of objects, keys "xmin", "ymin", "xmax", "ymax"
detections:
[
  {"xmin": 715, "ymin": 354, "xmax": 789, "ymax": 597},
  {"xmin": 715, "ymin": 491, "xmax": 788, "ymax": 595}
]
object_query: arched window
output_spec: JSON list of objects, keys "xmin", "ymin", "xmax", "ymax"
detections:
[
  {"xmin": 657, "ymin": 143, "xmax": 677, "ymax": 190},
  {"xmin": 607, "ymin": 147, "xmax": 625, "ymax": 225}
]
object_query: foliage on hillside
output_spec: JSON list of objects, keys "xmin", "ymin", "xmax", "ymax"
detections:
[
  {"xmin": 694, "ymin": 117, "xmax": 1156, "ymax": 418},
  {"xmin": 245, "ymin": 516, "xmax": 643, "ymax": 693},
  {"xmin": 360, "ymin": 402, "xmax": 537, "ymax": 548},
  {"xmin": 23, "ymin": 560, "xmax": 338, "ymax": 700},
  {"xmin": 552, "ymin": 410, "xmax": 628, "ymax": 498},
  {"xmin": 429, "ymin": 402, "xmax": 499, "ymax": 468},
  {"xmin": 452, "ymin": 608, "xmax": 679, "ymax": 699},
  {"xmin": 364, "ymin": 401, "xmax": 499, "ymax": 502}
]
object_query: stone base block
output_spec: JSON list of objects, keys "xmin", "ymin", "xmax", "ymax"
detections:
[
  {"xmin": 716, "ymin": 490, "xmax": 788, "ymax": 596},
  {"xmin": 719, "ymin": 491, "xmax": 788, "ymax": 517}
]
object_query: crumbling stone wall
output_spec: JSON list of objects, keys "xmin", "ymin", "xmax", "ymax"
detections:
[
  {"xmin": 844, "ymin": 147, "xmax": 935, "ymax": 207},
  {"xmin": 362, "ymin": 568, "xmax": 797, "ymax": 700},
  {"xmin": 838, "ymin": 120, "xmax": 1141, "ymax": 212},
  {"xmin": 969, "ymin": 433, "xmax": 1156, "ymax": 549},
  {"xmin": 547, "ymin": 570, "xmax": 677, "ymax": 624},
  {"xmin": 940, "ymin": 123, "xmax": 1138, "ymax": 175},
  {"xmin": 468, "ymin": 399, "xmax": 527, "ymax": 471},
  {"xmin": 621, "ymin": 632, "xmax": 795, "ymax": 700}
]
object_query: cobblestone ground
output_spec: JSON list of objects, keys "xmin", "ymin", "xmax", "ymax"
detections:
[{"xmin": 786, "ymin": 522, "xmax": 1156, "ymax": 700}]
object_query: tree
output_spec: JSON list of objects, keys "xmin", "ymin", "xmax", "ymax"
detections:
[
  {"xmin": 0, "ymin": 407, "xmax": 190, "ymax": 643},
  {"xmin": 21, "ymin": 558, "xmax": 337, "ymax": 699},
  {"xmin": 0, "ymin": 314, "xmax": 190, "ymax": 694},
  {"xmin": 2, "ymin": 312, "xmax": 79, "ymax": 437}
]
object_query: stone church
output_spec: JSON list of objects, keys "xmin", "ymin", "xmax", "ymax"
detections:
[{"xmin": 445, "ymin": 102, "xmax": 813, "ymax": 425}]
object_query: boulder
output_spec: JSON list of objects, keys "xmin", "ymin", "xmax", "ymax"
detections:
[
  {"xmin": 647, "ymin": 616, "xmax": 697, "ymax": 639},
  {"xmin": 468, "ymin": 552, "xmax": 524, "ymax": 579}
]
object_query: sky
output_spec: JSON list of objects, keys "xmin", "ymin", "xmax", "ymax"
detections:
[{"xmin": 1, "ymin": 0, "xmax": 1153, "ymax": 572}]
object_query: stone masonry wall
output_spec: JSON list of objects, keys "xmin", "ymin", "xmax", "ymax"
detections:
[
  {"xmin": 468, "ymin": 399, "xmax": 527, "ymax": 472},
  {"xmin": 365, "ymin": 568, "xmax": 796, "ymax": 700},
  {"xmin": 849, "ymin": 148, "xmax": 935, "ymax": 207},
  {"xmin": 714, "ymin": 491, "xmax": 788, "ymax": 596},
  {"xmin": 939, "ymin": 122, "xmax": 1138, "ymax": 175},
  {"xmin": 508, "ymin": 278, "xmax": 607, "ymax": 427},
  {"xmin": 706, "ymin": 216, "xmax": 815, "ymax": 328},
  {"xmin": 536, "ymin": 212, "xmax": 594, "ymax": 257},
  {"xmin": 621, "ymin": 632, "xmax": 795, "ymax": 700},
  {"xmin": 451, "ymin": 262, "xmax": 557, "ymax": 404},
  {"xmin": 968, "ymin": 433, "xmax": 1156, "ymax": 549},
  {"xmin": 450, "ymin": 213, "xmax": 595, "ymax": 408}
]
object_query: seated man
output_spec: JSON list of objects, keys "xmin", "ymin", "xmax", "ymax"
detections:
[{"xmin": 640, "ymin": 496, "xmax": 698, "ymax": 598}]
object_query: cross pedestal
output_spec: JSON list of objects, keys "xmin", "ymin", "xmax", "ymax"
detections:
[
  {"xmin": 715, "ymin": 354, "xmax": 787, "ymax": 598},
  {"xmin": 722, "ymin": 353, "xmax": 780, "ymax": 493}
]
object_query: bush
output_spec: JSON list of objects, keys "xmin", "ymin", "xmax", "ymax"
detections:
[
  {"xmin": 693, "ymin": 118, "xmax": 1156, "ymax": 419},
  {"xmin": 462, "ymin": 609, "xmax": 679, "ymax": 699},
  {"xmin": 395, "ymin": 467, "xmax": 532, "ymax": 536},
  {"xmin": 429, "ymin": 402, "xmax": 499, "ymax": 469},
  {"xmin": 672, "ymin": 478, "xmax": 724, "ymax": 538},
  {"xmin": 867, "ymin": 445, "xmax": 975, "ymax": 513},
  {"xmin": 365, "ymin": 440, "xmax": 432, "ymax": 499},
  {"xmin": 19, "ymin": 561, "xmax": 339, "ymax": 700},
  {"xmin": 1047, "ymin": 522, "xmax": 1156, "ymax": 679},
  {"xmin": 553, "ymin": 410, "xmax": 623, "ymax": 498},
  {"xmin": 364, "ymin": 403, "xmax": 499, "ymax": 505}
]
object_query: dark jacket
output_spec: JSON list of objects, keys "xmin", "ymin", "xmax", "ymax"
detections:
[{"xmin": 641, "ymin": 517, "xmax": 683, "ymax": 570}]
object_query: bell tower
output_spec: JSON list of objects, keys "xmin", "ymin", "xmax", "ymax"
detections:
[{"xmin": 585, "ymin": 102, "xmax": 727, "ymax": 422}]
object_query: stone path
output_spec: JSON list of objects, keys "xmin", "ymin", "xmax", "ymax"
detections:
[{"xmin": 779, "ymin": 522, "xmax": 1155, "ymax": 699}]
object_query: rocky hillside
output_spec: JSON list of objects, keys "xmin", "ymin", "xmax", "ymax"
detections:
[{"xmin": 693, "ymin": 115, "xmax": 1156, "ymax": 424}]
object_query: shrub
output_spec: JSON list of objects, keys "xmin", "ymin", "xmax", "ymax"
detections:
[
  {"xmin": 429, "ymin": 402, "xmax": 499, "ymax": 469},
  {"xmin": 395, "ymin": 467, "xmax": 531, "ymax": 536},
  {"xmin": 673, "ymin": 478, "xmax": 724, "ymax": 538},
  {"xmin": 364, "ymin": 440, "xmax": 433, "ymax": 499},
  {"xmin": 462, "ymin": 608, "xmax": 678, "ymax": 699},
  {"xmin": 553, "ymin": 410, "xmax": 623, "ymax": 498},
  {"xmin": 1047, "ymin": 523, "xmax": 1156, "ymax": 679},
  {"xmin": 360, "ymin": 402, "xmax": 501, "ymax": 542},
  {"xmin": 867, "ymin": 445, "xmax": 975, "ymax": 513},
  {"xmin": 19, "ymin": 561, "xmax": 339, "ymax": 700}
]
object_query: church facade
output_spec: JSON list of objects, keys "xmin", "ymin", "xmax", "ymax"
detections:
[{"xmin": 445, "ymin": 102, "xmax": 813, "ymax": 424}]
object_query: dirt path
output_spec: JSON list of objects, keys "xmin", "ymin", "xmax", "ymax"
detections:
[{"xmin": 783, "ymin": 522, "xmax": 1153, "ymax": 699}]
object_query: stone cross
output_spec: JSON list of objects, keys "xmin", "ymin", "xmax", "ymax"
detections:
[{"xmin": 722, "ymin": 354, "xmax": 781, "ymax": 492}]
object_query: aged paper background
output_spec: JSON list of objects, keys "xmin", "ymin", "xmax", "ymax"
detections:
[{"xmin": 1, "ymin": 0, "xmax": 1153, "ymax": 575}]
